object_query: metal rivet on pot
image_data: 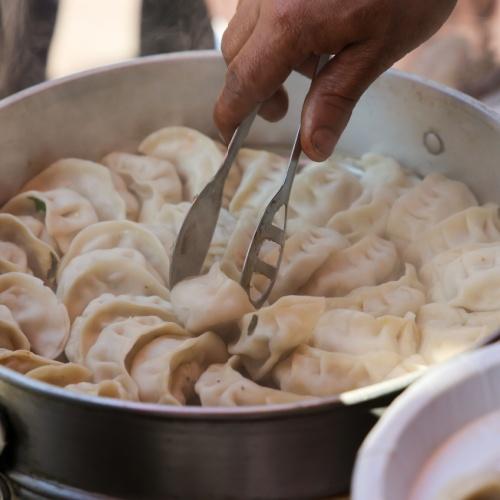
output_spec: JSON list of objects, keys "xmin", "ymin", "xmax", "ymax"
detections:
[{"xmin": 424, "ymin": 131, "xmax": 444, "ymax": 155}]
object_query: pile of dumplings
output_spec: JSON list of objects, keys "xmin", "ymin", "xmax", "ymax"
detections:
[{"xmin": 0, "ymin": 125, "xmax": 497, "ymax": 407}]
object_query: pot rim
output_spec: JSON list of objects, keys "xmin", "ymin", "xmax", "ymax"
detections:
[{"xmin": 0, "ymin": 50, "xmax": 498, "ymax": 419}]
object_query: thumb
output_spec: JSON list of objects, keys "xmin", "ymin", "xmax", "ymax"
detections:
[{"xmin": 301, "ymin": 44, "xmax": 386, "ymax": 161}]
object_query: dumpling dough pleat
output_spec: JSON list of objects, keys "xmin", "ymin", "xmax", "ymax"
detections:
[
  {"xmin": 59, "ymin": 221, "xmax": 170, "ymax": 285},
  {"xmin": 171, "ymin": 264, "xmax": 254, "ymax": 337},
  {"xmin": 3, "ymin": 189, "xmax": 98, "ymax": 254},
  {"xmin": 0, "ymin": 348, "xmax": 60, "ymax": 373},
  {"xmin": 128, "ymin": 330, "xmax": 228, "ymax": 405},
  {"xmin": 386, "ymin": 173, "xmax": 478, "ymax": 251},
  {"xmin": 0, "ymin": 273, "xmax": 69, "ymax": 358},
  {"xmin": 195, "ymin": 356, "xmax": 313, "ymax": 407},
  {"xmin": 0, "ymin": 305, "xmax": 30, "ymax": 350},
  {"xmin": 325, "ymin": 264, "xmax": 426, "ymax": 317},
  {"xmin": 21, "ymin": 158, "xmax": 127, "ymax": 221},
  {"xmin": 303, "ymin": 235, "xmax": 399, "ymax": 297},
  {"xmin": 66, "ymin": 293, "xmax": 177, "ymax": 364},
  {"xmin": 102, "ymin": 152, "xmax": 183, "ymax": 223},
  {"xmin": 65, "ymin": 380, "xmax": 130, "ymax": 399},
  {"xmin": 26, "ymin": 363, "xmax": 92, "ymax": 387},
  {"xmin": 57, "ymin": 248, "xmax": 170, "ymax": 321},
  {"xmin": 273, "ymin": 345, "xmax": 402, "ymax": 396},
  {"xmin": 230, "ymin": 296, "xmax": 326, "ymax": 380}
]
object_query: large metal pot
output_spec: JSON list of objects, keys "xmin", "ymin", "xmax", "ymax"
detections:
[{"xmin": 0, "ymin": 51, "xmax": 499, "ymax": 499}]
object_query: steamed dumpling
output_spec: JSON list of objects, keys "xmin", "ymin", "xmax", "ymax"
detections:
[
  {"xmin": 0, "ymin": 305, "xmax": 30, "ymax": 351},
  {"xmin": 57, "ymin": 249, "xmax": 170, "ymax": 321},
  {"xmin": 303, "ymin": 235, "xmax": 399, "ymax": 297},
  {"xmin": 0, "ymin": 348, "xmax": 60, "ymax": 373},
  {"xmin": 66, "ymin": 293, "xmax": 177, "ymax": 363},
  {"xmin": 311, "ymin": 309, "xmax": 419, "ymax": 358},
  {"xmin": 404, "ymin": 204, "xmax": 500, "ymax": 268},
  {"xmin": 128, "ymin": 330, "xmax": 228, "ymax": 405},
  {"xmin": 287, "ymin": 162, "xmax": 362, "ymax": 232},
  {"xmin": 2, "ymin": 189, "xmax": 99, "ymax": 253},
  {"xmin": 65, "ymin": 380, "xmax": 130, "ymax": 399},
  {"xmin": 325, "ymin": 264, "xmax": 426, "ymax": 317},
  {"xmin": 195, "ymin": 356, "xmax": 313, "ymax": 407},
  {"xmin": 59, "ymin": 221, "xmax": 170, "ymax": 285},
  {"xmin": 26, "ymin": 363, "xmax": 92, "ymax": 387},
  {"xmin": 386, "ymin": 173, "xmax": 478, "ymax": 250},
  {"xmin": 230, "ymin": 296, "xmax": 326, "ymax": 380},
  {"xmin": 139, "ymin": 127, "xmax": 225, "ymax": 201},
  {"xmin": 102, "ymin": 152, "xmax": 183, "ymax": 223},
  {"xmin": 171, "ymin": 264, "xmax": 254, "ymax": 336},
  {"xmin": 21, "ymin": 158, "xmax": 126, "ymax": 220},
  {"xmin": 0, "ymin": 273, "xmax": 69, "ymax": 358}
]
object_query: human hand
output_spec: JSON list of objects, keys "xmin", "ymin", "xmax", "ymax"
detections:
[{"xmin": 214, "ymin": 0, "xmax": 457, "ymax": 160}]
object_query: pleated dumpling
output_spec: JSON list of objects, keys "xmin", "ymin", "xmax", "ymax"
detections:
[
  {"xmin": 229, "ymin": 148, "xmax": 286, "ymax": 216},
  {"xmin": 303, "ymin": 235, "xmax": 399, "ymax": 297},
  {"xmin": 171, "ymin": 264, "xmax": 254, "ymax": 336},
  {"xmin": 262, "ymin": 227, "xmax": 349, "ymax": 303},
  {"xmin": 59, "ymin": 221, "xmax": 170, "ymax": 285},
  {"xmin": 0, "ymin": 306, "xmax": 30, "ymax": 351},
  {"xmin": 273, "ymin": 345, "xmax": 402, "ymax": 396},
  {"xmin": 404, "ymin": 204, "xmax": 500, "ymax": 268},
  {"xmin": 195, "ymin": 356, "xmax": 313, "ymax": 407},
  {"xmin": 128, "ymin": 330, "xmax": 228, "ymax": 405},
  {"xmin": 0, "ymin": 348, "xmax": 61, "ymax": 373},
  {"xmin": 26, "ymin": 363, "xmax": 92, "ymax": 387},
  {"xmin": 325, "ymin": 264, "xmax": 426, "ymax": 317},
  {"xmin": 202, "ymin": 208, "xmax": 237, "ymax": 273},
  {"xmin": 387, "ymin": 173, "xmax": 478, "ymax": 250},
  {"xmin": 311, "ymin": 309, "xmax": 419, "ymax": 358},
  {"xmin": 57, "ymin": 248, "xmax": 170, "ymax": 321},
  {"xmin": 153, "ymin": 202, "xmax": 191, "ymax": 234},
  {"xmin": 139, "ymin": 127, "xmax": 225, "ymax": 201},
  {"xmin": 419, "ymin": 242, "xmax": 500, "ymax": 311},
  {"xmin": 0, "ymin": 273, "xmax": 69, "ymax": 358},
  {"xmin": 21, "ymin": 158, "xmax": 126, "ymax": 220},
  {"xmin": 2, "ymin": 189, "xmax": 98, "ymax": 253},
  {"xmin": 65, "ymin": 380, "xmax": 130, "ymax": 399},
  {"xmin": 0, "ymin": 214, "xmax": 58, "ymax": 285},
  {"xmin": 417, "ymin": 303, "xmax": 500, "ymax": 363},
  {"xmin": 102, "ymin": 152, "xmax": 183, "ymax": 223},
  {"xmin": 84, "ymin": 317, "xmax": 187, "ymax": 400},
  {"xmin": 66, "ymin": 293, "xmax": 177, "ymax": 364},
  {"xmin": 229, "ymin": 296, "xmax": 326, "ymax": 380},
  {"xmin": 287, "ymin": 162, "xmax": 361, "ymax": 232}
]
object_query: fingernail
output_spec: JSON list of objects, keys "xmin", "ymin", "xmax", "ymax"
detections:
[{"xmin": 312, "ymin": 127, "xmax": 337, "ymax": 159}]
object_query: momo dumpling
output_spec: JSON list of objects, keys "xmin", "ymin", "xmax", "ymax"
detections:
[
  {"xmin": 273, "ymin": 345, "xmax": 401, "ymax": 396},
  {"xmin": 203, "ymin": 208, "xmax": 237, "ymax": 272},
  {"xmin": 303, "ymin": 235, "xmax": 399, "ymax": 297},
  {"xmin": 153, "ymin": 202, "xmax": 191, "ymax": 235},
  {"xmin": 325, "ymin": 264, "xmax": 426, "ymax": 317},
  {"xmin": 417, "ymin": 303, "xmax": 500, "ymax": 363},
  {"xmin": 65, "ymin": 380, "xmax": 130, "ymax": 399},
  {"xmin": 3, "ymin": 189, "xmax": 99, "ymax": 254},
  {"xmin": 419, "ymin": 243, "xmax": 500, "ymax": 311},
  {"xmin": 59, "ymin": 221, "xmax": 170, "ymax": 285},
  {"xmin": 0, "ymin": 305, "xmax": 30, "ymax": 351},
  {"xmin": 26, "ymin": 363, "xmax": 92, "ymax": 387},
  {"xmin": 230, "ymin": 296, "xmax": 326, "ymax": 380},
  {"xmin": 0, "ymin": 348, "xmax": 61, "ymax": 373},
  {"xmin": 66, "ymin": 293, "xmax": 177, "ymax": 363},
  {"xmin": 21, "ymin": 158, "xmax": 126, "ymax": 220},
  {"xmin": 57, "ymin": 249, "xmax": 170, "ymax": 321},
  {"xmin": 229, "ymin": 149, "xmax": 286, "ymax": 216},
  {"xmin": 0, "ymin": 273, "xmax": 69, "ymax": 358},
  {"xmin": 386, "ymin": 173, "xmax": 478, "ymax": 250},
  {"xmin": 128, "ymin": 330, "xmax": 228, "ymax": 405},
  {"xmin": 0, "ymin": 214, "xmax": 58, "ymax": 285},
  {"xmin": 384, "ymin": 354, "xmax": 428, "ymax": 380},
  {"xmin": 195, "ymin": 356, "xmax": 313, "ymax": 407},
  {"xmin": 85, "ymin": 317, "xmax": 186, "ymax": 400},
  {"xmin": 262, "ymin": 227, "xmax": 348, "ymax": 303},
  {"xmin": 139, "ymin": 127, "xmax": 224, "ymax": 201},
  {"xmin": 311, "ymin": 309, "xmax": 419, "ymax": 358},
  {"xmin": 171, "ymin": 264, "xmax": 254, "ymax": 336},
  {"xmin": 102, "ymin": 152, "xmax": 183, "ymax": 223},
  {"xmin": 287, "ymin": 162, "xmax": 361, "ymax": 232},
  {"xmin": 404, "ymin": 204, "xmax": 500, "ymax": 268}
]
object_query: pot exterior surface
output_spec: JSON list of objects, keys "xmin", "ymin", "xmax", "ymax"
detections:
[{"xmin": 0, "ymin": 51, "xmax": 498, "ymax": 499}]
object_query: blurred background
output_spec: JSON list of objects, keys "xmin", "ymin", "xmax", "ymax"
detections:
[{"xmin": 0, "ymin": 0, "xmax": 499, "ymax": 110}]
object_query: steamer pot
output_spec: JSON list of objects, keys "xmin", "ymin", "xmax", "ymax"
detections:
[{"xmin": 0, "ymin": 51, "xmax": 498, "ymax": 499}]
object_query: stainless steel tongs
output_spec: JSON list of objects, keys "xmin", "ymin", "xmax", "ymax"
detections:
[{"xmin": 170, "ymin": 54, "xmax": 331, "ymax": 308}]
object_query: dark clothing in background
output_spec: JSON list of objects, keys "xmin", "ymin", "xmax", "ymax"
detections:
[{"xmin": 0, "ymin": 0, "xmax": 214, "ymax": 98}]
